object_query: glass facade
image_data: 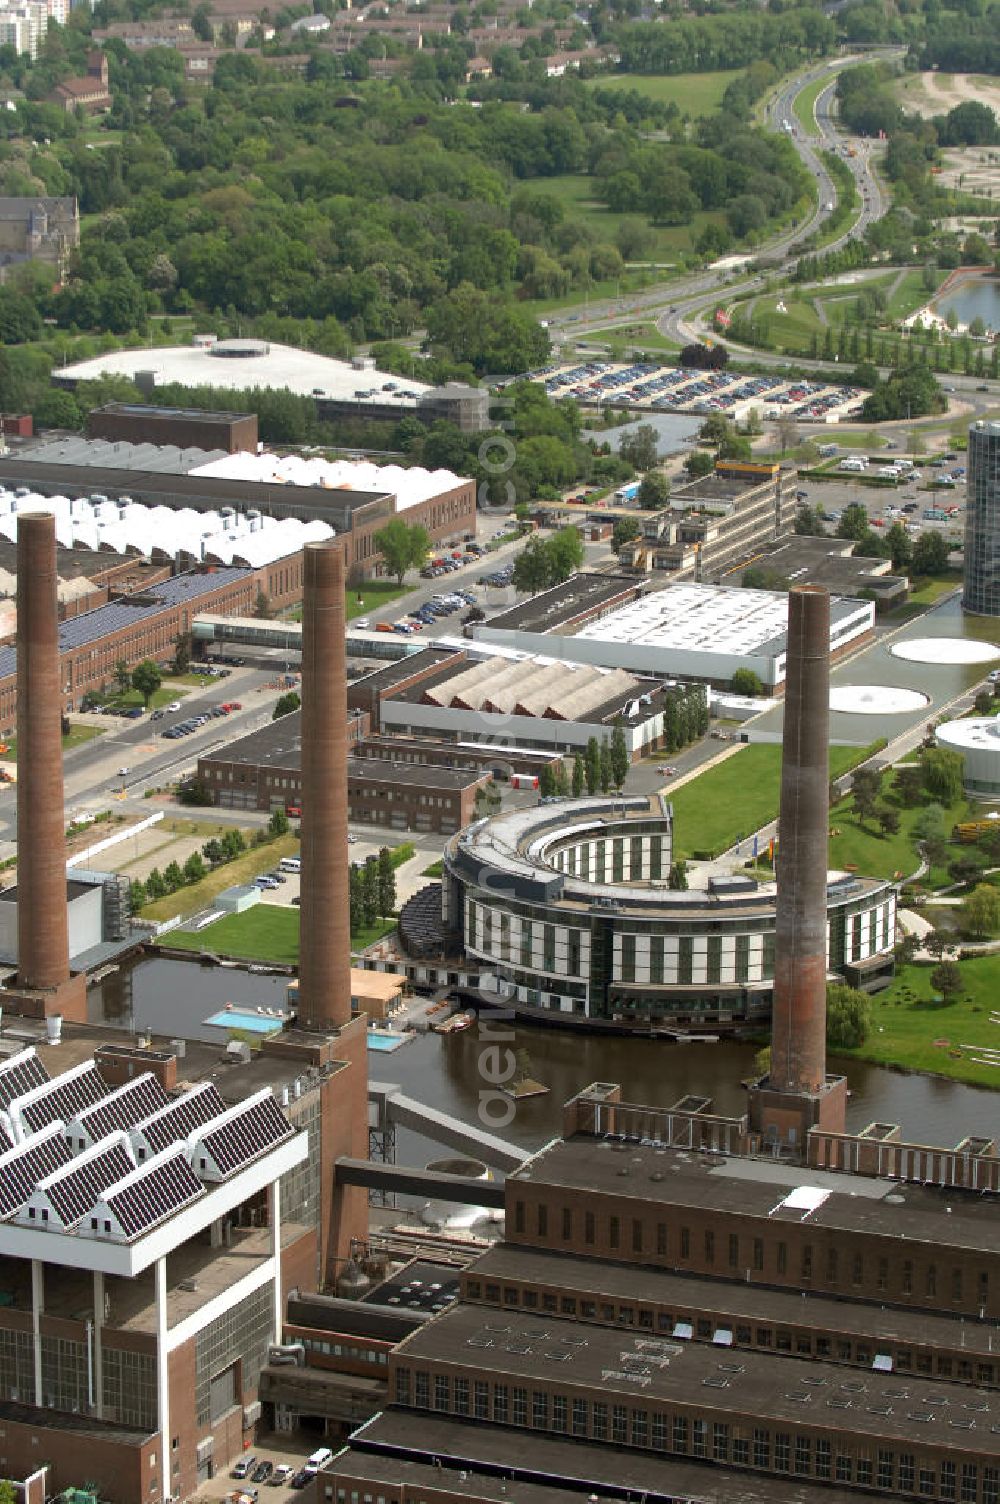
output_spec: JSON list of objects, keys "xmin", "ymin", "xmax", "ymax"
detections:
[
  {"xmin": 964, "ymin": 422, "xmax": 1000, "ymax": 616},
  {"xmin": 195, "ymin": 1283, "xmax": 273, "ymax": 1426}
]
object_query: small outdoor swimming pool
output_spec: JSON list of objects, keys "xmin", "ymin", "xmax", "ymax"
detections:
[
  {"xmin": 367, "ymin": 1031, "xmax": 410, "ymax": 1053},
  {"xmin": 204, "ymin": 1007, "xmax": 287, "ymax": 1035}
]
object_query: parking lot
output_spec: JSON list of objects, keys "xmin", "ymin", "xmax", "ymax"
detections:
[
  {"xmin": 193, "ymin": 1433, "xmax": 332, "ymax": 1504},
  {"xmin": 527, "ymin": 359, "xmax": 869, "ymax": 422}
]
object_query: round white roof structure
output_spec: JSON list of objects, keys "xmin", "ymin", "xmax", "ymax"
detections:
[
  {"xmin": 829, "ymin": 685, "xmax": 930, "ymax": 715},
  {"xmin": 937, "ymin": 715, "xmax": 1000, "ymax": 795},
  {"xmin": 890, "ymin": 637, "xmax": 999, "ymax": 665}
]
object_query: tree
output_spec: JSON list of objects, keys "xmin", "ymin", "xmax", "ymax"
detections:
[
  {"xmin": 129, "ymin": 878, "xmax": 146, "ymax": 912},
  {"xmin": 254, "ymin": 589, "xmax": 272, "ymax": 619},
  {"xmin": 513, "ymin": 536, "xmax": 553, "ymax": 596},
  {"xmin": 851, "ymin": 765, "xmax": 883, "ymax": 827},
  {"xmin": 163, "ymin": 860, "xmax": 184, "ymax": 893},
  {"xmin": 145, "ymin": 867, "xmax": 167, "ymax": 900},
  {"xmin": 348, "ymin": 865, "xmax": 363, "ymax": 935},
  {"xmin": 618, "ymin": 423, "xmax": 659, "ymax": 472},
  {"xmin": 572, "ymin": 753, "xmax": 584, "ymax": 797},
  {"xmin": 361, "ymin": 858, "xmax": 381, "ymax": 927},
  {"xmin": 173, "ymin": 632, "xmax": 192, "ymax": 674},
  {"xmin": 884, "ymin": 520, "xmax": 913, "ymax": 572},
  {"xmin": 273, "ymin": 691, "xmax": 301, "ymax": 720},
  {"xmin": 836, "ymin": 503, "xmax": 870, "ymax": 543},
  {"xmin": 585, "ymin": 736, "xmax": 600, "ymax": 796},
  {"xmin": 960, "ymin": 882, "xmax": 1000, "ymax": 938},
  {"xmin": 893, "ymin": 764, "xmax": 925, "ymax": 807},
  {"xmin": 912, "ymin": 531, "xmax": 950, "ymax": 575},
  {"xmin": 730, "ymin": 668, "xmax": 763, "ymax": 697},
  {"xmin": 131, "ymin": 659, "xmax": 162, "ymax": 709},
  {"xmin": 547, "ymin": 526, "xmax": 585, "ymax": 582},
  {"xmin": 668, "ymin": 859, "xmax": 688, "ymax": 890},
  {"xmin": 268, "ymin": 807, "xmax": 289, "ymax": 837},
  {"xmin": 826, "ymin": 983, "xmax": 871, "ymax": 1049},
  {"xmin": 930, "ymin": 958, "xmax": 963, "ymax": 1002},
  {"xmin": 203, "ymin": 838, "xmax": 224, "ymax": 866},
  {"xmin": 183, "ymin": 852, "xmax": 206, "ymax": 884},
  {"xmin": 377, "ymin": 845, "xmax": 396, "ymax": 917},
  {"xmin": 925, "ymin": 928, "xmax": 953, "ymax": 960},
  {"xmin": 921, "ymin": 746, "xmax": 964, "ymax": 805},
  {"xmin": 683, "ymin": 449, "xmax": 715, "ymax": 479},
  {"xmin": 610, "ymin": 723, "xmax": 629, "ymax": 791},
  {"xmin": 375, "ymin": 517, "xmax": 431, "ymax": 584},
  {"xmin": 612, "ymin": 516, "xmax": 641, "ymax": 553},
  {"xmin": 221, "ymin": 829, "xmax": 246, "ymax": 860},
  {"xmin": 877, "ymin": 805, "xmax": 900, "ymax": 836},
  {"xmin": 599, "ymin": 738, "xmax": 613, "ymax": 793},
  {"xmin": 115, "ymin": 659, "xmax": 132, "ymax": 696},
  {"xmin": 637, "ymin": 471, "xmax": 670, "ymax": 510}
]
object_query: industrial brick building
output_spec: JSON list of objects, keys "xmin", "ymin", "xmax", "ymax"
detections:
[
  {"xmin": 87, "ymin": 404, "xmax": 259, "ymax": 454},
  {"xmin": 0, "ymin": 445, "xmax": 477, "ymax": 584},
  {"xmin": 0, "ymin": 565, "xmax": 293, "ymax": 729},
  {"xmin": 320, "ymin": 1078, "xmax": 998, "ymax": 1504},
  {"xmin": 196, "ymin": 713, "xmax": 490, "ymax": 835}
]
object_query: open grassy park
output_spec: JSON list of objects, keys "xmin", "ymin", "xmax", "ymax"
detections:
[
  {"xmin": 669, "ymin": 742, "xmax": 878, "ymax": 860},
  {"xmin": 166, "ymin": 906, "xmax": 396, "ymax": 964},
  {"xmin": 584, "ymin": 69, "xmax": 744, "ymax": 117},
  {"xmin": 836, "ymin": 957, "xmax": 1000, "ymax": 1090},
  {"xmin": 528, "ymin": 173, "xmax": 732, "ymax": 269}
]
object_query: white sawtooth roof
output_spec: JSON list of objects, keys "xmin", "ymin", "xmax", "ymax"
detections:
[
  {"xmin": 189, "ymin": 451, "xmax": 469, "ymax": 512},
  {"xmin": 0, "ymin": 489, "xmax": 333, "ymax": 567}
]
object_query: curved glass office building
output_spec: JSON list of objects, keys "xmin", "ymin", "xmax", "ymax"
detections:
[{"xmin": 963, "ymin": 420, "xmax": 1000, "ymax": 616}]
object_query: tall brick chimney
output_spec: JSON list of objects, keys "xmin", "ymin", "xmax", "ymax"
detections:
[
  {"xmin": 749, "ymin": 585, "xmax": 847, "ymax": 1149},
  {"xmin": 13, "ymin": 512, "xmax": 86, "ymax": 1021},
  {"xmin": 297, "ymin": 539, "xmax": 352, "ymax": 1030}
]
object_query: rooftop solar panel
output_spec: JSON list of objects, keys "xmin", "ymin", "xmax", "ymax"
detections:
[
  {"xmin": 0, "ymin": 1126, "xmax": 74, "ymax": 1218},
  {"xmin": 134, "ymin": 1082, "xmax": 227, "ymax": 1158},
  {"xmin": 39, "ymin": 1137, "xmax": 135, "ymax": 1228},
  {"xmin": 73, "ymin": 1073, "xmax": 169, "ymax": 1144},
  {"xmin": 14, "ymin": 1061, "xmax": 109, "ymax": 1138},
  {"xmin": 0, "ymin": 1048, "xmax": 49, "ymax": 1114},
  {"xmin": 195, "ymin": 1092, "xmax": 292, "ymax": 1177},
  {"xmin": 0, "ymin": 567, "xmax": 251, "ymax": 681},
  {"xmin": 100, "ymin": 1148, "xmax": 204, "ymax": 1239}
]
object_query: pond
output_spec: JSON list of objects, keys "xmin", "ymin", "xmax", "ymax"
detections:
[{"xmin": 934, "ymin": 274, "xmax": 1000, "ymax": 332}]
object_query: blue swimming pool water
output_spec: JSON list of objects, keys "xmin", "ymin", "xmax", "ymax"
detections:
[
  {"xmin": 367, "ymin": 1032, "xmax": 408, "ymax": 1052},
  {"xmin": 204, "ymin": 1008, "xmax": 286, "ymax": 1034}
]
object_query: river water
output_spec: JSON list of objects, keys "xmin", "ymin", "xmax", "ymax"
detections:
[{"xmin": 90, "ymin": 958, "xmax": 1000, "ymax": 1154}]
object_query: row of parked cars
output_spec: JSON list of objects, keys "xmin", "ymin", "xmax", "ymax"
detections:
[
  {"xmin": 400, "ymin": 590, "xmax": 478, "ymax": 632},
  {"xmin": 232, "ymin": 1446, "xmax": 335, "ymax": 1491},
  {"xmin": 161, "ymin": 702, "xmax": 242, "ymax": 739},
  {"xmin": 479, "ymin": 563, "xmax": 514, "ymax": 588}
]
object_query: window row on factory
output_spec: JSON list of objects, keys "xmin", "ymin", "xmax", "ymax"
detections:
[
  {"xmin": 462, "ymin": 1280, "xmax": 998, "ymax": 1387},
  {"xmin": 393, "ymin": 1370, "xmax": 998, "ymax": 1503},
  {"xmin": 505, "ymin": 1202, "xmax": 991, "ymax": 1313}
]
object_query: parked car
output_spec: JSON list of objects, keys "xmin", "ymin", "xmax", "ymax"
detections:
[
  {"xmin": 117, "ymin": 766, "xmax": 130, "ymax": 777},
  {"xmin": 252, "ymin": 1462, "xmax": 273, "ymax": 1484},
  {"xmin": 269, "ymin": 1467, "xmax": 295, "ymax": 1487},
  {"xmin": 123, "ymin": 707, "xmax": 143, "ymax": 719},
  {"xmin": 166, "ymin": 701, "xmax": 181, "ymax": 712},
  {"xmin": 353, "ymin": 617, "xmax": 370, "ymax": 630},
  {"xmin": 232, "ymin": 1458, "xmax": 257, "ymax": 1480},
  {"xmin": 289, "ymin": 1471, "xmax": 311, "ymax": 1490}
]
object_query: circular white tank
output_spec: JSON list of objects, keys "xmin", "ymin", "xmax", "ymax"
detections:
[{"xmin": 937, "ymin": 715, "xmax": 1000, "ymax": 796}]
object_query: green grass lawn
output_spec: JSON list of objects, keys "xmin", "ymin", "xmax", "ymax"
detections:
[
  {"xmin": 166, "ymin": 905, "xmax": 396, "ymax": 964},
  {"xmin": 422, "ymin": 859, "xmax": 444, "ymax": 878},
  {"xmin": 670, "ymin": 743, "xmax": 877, "ymax": 859},
  {"xmin": 827, "ymin": 788, "xmax": 973, "ymax": 885},
  {"xmin": 347, "ymin": 580, "xmax": 411, "ymax": 620},
  {"xmin": 141, "ymin": 834, "xmax": 301, "ymax": 923},
  {"xmin": 584, "ymin": 69, "xmax": 744, "ymax": 117},
  {"xmin": 792, "ymin": 75, "xmax": 826, "ymax": 136},
  {"xmin": 836, "ymin": 957, "xmax": 1000, "ymax": 1090},
  {"xmin": 0, "ymin": 724, "xmax": 105, "ymax": 761}
]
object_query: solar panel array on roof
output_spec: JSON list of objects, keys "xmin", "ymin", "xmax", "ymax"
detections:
[
  {"xmin": 195, "ymin": 1092, "xmax": 292, "ymax": 1178},
  {"xmin": 39, "ymin": 1137, "xmax": 135, "ymax": 1228},
  {"xmin": 0, "ymin": 1127, "xmax": 74, "ymax": 1218},
  {"xmin": 134, "ymin": 1082, "xmax": 226, "ymax": 1158},
  {"xmin": 100, "ymin": 1147, "xmax": 204, "ymax": 1239},
  {"xmin": 0, "ymin": 567, "xmax": 251, "ymax": 681},
  {"xmin": 14, "ymin": 1061, "xmax": 109, "ymax": 1138},
  {"xmin": 72, "ymin": 1072, "xmax": 169, "ymax": 1146},
  {"xmin": 0, "ymin": 1048, "xmax": 49, "ymax": 1113}
]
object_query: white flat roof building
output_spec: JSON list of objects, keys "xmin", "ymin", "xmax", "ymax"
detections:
[
  {"xmin": 475, "ymin": 581, "xmax": 875, "ymax": 689},
  {"xmin": 190, "ymin": 451, "xmax": 467, "ymax": 513},
  {"xmin": 53, "ymin": 339, "xmax": 432, "ymax": 406},
  {"xmin": 937, "ymin": 714, "xmax": 1000, "ymax": 796}
]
